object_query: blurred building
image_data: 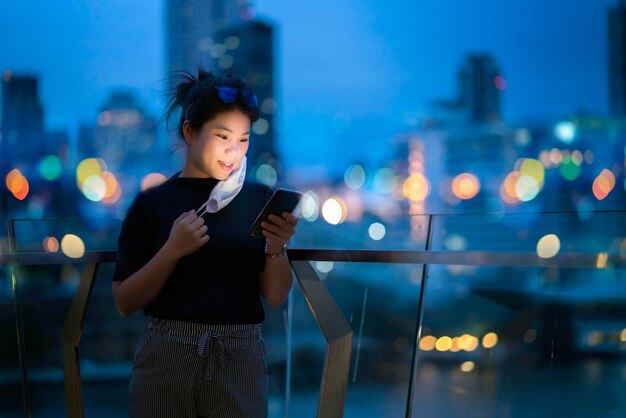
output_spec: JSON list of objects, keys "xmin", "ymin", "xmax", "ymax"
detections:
[
  {"xmin": 609, "ymin": 0, "xmax": 626, "ymax": 118},
  {"xmin": 0, "ymin": 71, "xmax": 45, "ymax": 170},
  {"xmin": 459, "ymin": 54, "xmax": 503, "ymax": 124},
  {"xmin": 166, "ymin": 0, "xmax": 252, "ymax": 81},
  {"xmin": 216, "ymin": 20, "xmax": 279, "ymax": 176},
  {"xmin": 83, "ymin": 91, "xmax": 158, "ymax": 172}
]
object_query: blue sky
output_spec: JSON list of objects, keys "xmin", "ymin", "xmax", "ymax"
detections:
[{"xmin": 0, "ymin": 0, "xmax": 617, "ymax": 173}]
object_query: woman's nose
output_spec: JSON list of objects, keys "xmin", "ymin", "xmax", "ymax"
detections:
[{"xmin": 226, "ymin": 142, "xmax": 242, "ymax": 155}]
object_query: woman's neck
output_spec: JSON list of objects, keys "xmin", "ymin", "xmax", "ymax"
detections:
[{"xmin": 179, "ymin": 161, "xmax": 212, "ymax": 179}]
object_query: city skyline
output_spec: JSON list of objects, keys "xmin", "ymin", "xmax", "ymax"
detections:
[{"xmin": 0, "ymin": 0, "xmax": 619, "ymax": 173}]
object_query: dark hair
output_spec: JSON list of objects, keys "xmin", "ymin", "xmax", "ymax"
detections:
[{"xmin": 164, "ymin": 67, "xmax": 259, "ymax": 141}]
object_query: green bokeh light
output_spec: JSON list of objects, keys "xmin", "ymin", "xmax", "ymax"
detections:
[
  {"xmin": 559, "ymin": 155, "xmax": 581, "ymax": 181},
  {"xmin": 39, "ymin": 155, "xmax": 63, "ymax": 181}
]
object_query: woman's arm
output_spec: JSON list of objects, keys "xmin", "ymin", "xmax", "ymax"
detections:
[
  {"xmin": 112, "ymin": 210, "xmax": 209, "ymax": 316},
  {"xmin": 258, "ymin": 212, "xmax": 298, "ymax": 307}
]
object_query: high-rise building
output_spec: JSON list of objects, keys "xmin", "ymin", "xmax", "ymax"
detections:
[
  {"xmin": 216, "ymin": 20, "xmax": 277, "ymax": 172},
  {"xmin": 609, "ymin": 0, "xmax": 626, "ymax": 118},
  {"xmin": 458, "ymin": 54, "xmax": 502, "ymax": 124},
  {"xmin": 166, "ymin": 0, "xmax": 252, "ymax": 81},
  {"xmin": 1, "ymin": 71, "xmax": 45, "ymax": 169},
  {"xmin": 91, "ymin": 91, "xmax": 158, "ymax": 171}
]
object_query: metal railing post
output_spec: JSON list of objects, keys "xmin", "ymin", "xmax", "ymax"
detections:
[
  {"xmin": 289, "ymin": 259, "xmax": 353, "ymax": 418},
  {"xmin": 61, "ymin": 261, "xmax": 100, "ymax": 418}
]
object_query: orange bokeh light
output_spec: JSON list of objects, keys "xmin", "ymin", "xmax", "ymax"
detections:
[
  {"xmin": 500, "ymin": 172, "xmax": 520, "ymax": 204},
  {"xmin": 6, "ymin": 169, "xmax": 29, "ymax": 200},
  {"xmin": 592, "ymin": 176, "xmax": 611, "ymax": 200},
  {"xmin": 102, "ymin": 181, "xmax": 122, "ymax": 205},
  {"xmin": 451, "ymin": 173, "xmax": 480, "ymax": 200},
  {"xmin": 101, "ymin": 171, "xmax": 118, "ymax": 199},
  {"xmin": 141, "ymin": 173, "xmax": 167, "ymax": 191},
  {"xmin": 402, "ymin": 174, "xmax": 431, "ymax": 202},
  {"xmin": 44, "ymin": 236, "xmax": 60, "ymax": 252}
]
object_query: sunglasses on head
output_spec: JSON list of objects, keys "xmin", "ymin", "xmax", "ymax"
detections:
[
  {"xmin": 184, "ymin": 86, "xmax": 258, "ymax": 119},
  {"xmin": 215, "ymin": 86, "xmax": 258, "ymax": 108}
]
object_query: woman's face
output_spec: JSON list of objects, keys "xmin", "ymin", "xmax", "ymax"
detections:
[{"xmin": 184, "ymin": 109, "xmax": 251, "ymax": 180}]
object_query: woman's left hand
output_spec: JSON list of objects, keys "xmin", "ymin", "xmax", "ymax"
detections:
[{"xmin": 261, "ymin": 212, "xmax": 299, "ymax": 252}]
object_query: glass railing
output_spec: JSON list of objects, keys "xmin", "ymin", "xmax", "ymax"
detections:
[{"xmin": 1, "ymin": 212, "xmax": 625, "ymax": 417}]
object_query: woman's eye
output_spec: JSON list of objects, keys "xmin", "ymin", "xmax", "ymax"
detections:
[
  {"xmin": 240, "ymin": 138, "xmax": 249, "ymax": 142},
  {"xmin": 216, "ymin": 134, "xmax": 228, "ymax": 140}
]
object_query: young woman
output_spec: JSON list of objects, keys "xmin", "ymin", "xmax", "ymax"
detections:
[{"xmin": 112, "ymin": 68, "xmax": 297, "ymax": 418}]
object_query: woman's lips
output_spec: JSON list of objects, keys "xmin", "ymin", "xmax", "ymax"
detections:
[{"xmin": 218, "ymin": 161, "xmax": 235, "ymax": 171}]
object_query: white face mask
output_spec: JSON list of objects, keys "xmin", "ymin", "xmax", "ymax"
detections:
[{"xmin": 196, "ymin": 156, "xmax": 247, "ymax": 216}]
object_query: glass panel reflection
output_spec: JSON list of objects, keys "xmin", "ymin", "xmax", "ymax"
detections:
[{"xmin": 288, "ymin": 261, "xmax": 425, "ymax": 417}]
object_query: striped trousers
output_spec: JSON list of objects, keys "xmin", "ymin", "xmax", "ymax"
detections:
[{"xmin": 129, "ymin": 317, "xmax": 268, "ymax": 418}]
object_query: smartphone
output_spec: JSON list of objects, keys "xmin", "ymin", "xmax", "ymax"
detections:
[{"xmin": 249, "ymin": 188, "xmax": 303, "ymax": 238}]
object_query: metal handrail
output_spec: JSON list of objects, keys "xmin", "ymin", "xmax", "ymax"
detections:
[{"xmin": 2, "ymin": 248, "xmax": 622, "ymax": 269}]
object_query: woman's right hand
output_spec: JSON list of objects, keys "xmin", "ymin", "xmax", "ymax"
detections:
[{"xmin": 164, "ymin": 210, "xmax": 210, "ymax": 260}]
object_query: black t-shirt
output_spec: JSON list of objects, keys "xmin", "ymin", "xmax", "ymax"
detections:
[{"xmin": 113, "ymin": 173, "xmax": 273, "ymax": 324}]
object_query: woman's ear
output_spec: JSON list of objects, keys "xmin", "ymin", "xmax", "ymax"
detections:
[{"xmin": 182, "ymin": 120, "xmax": 194, "ymax": 145}]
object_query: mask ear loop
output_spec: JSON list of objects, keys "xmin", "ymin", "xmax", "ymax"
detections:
[{"xmin": 196, "ymin": 201, "xmax": 209, "ymax": 217}]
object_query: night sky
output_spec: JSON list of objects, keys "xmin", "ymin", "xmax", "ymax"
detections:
[{"xmin": 0, "ymin": 0, "xmax": 617, "ymax": 172}]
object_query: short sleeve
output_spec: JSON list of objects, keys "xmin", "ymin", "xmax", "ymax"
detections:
[
  {"xmin": 257, "ymin": 184, "xmax": 274, "ymax": 273},
  {"xmin": 113, "ymin": 192, "xmax": 154, "ymax": 282}
]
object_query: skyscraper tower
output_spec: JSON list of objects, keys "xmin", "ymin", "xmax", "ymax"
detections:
[
  {"xmin": 1, "ymin": 71, "xmax": 45, "ymax": 169},
  {"xmin": 216, "ymin": 20, "xmax": 277, "ymax": 170},
  {"xmin": 609, "ymin": 0, "xmax": 626, "ymax": 118},
  {"xmin": 166, "ymin": 0, "xmax": 251, "ymax": 81},
  {"xmin": 458, "ymin": 54, "xmax": 502, "ymax": 124}
]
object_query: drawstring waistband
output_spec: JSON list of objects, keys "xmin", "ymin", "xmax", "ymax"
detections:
[
  {"xmin": 147, "ymin": 317, "xmax": 262, "ymax": 382},
  {"xmin": 197, "ymin": 332, "xmax": 234, "ymax": 381}
]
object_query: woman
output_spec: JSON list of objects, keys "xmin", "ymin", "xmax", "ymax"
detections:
[{"xmin": 112, "ymin": 68, "xmax": 297, "ymax": 418}]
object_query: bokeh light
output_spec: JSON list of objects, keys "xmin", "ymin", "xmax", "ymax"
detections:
[
  {"xmin": 450, "ymin": 337, "xmax": 461, "ymax": 352},
  {"xmin": 300, "ymin": 191, "xmax": 320, "ymax": 222},
  {"xmin": 571, "ymin": 150, "xmax": 583, "ymax": 165},
  {"xmin": 514, "ymin": 175, "xmax": 540, "ymax": 201},
  {"xmin": 315, "ymin": 261, "xmax": 334, "ymax": 273},
  {"xmin": 61, "ymin": 234, "xmax": 85, "ymax": 258},
  {"xmin": 419, "ymin": 336, "xmax": 436, "ymax": 351},
  {"xmin": 252, "ymin": 118, "xmax": 269, "ymax": 135},
  {"xmin": 554, "ymin": 121, "xmax": 576, "ymax": 143},
  {"xmin": 482, "ymin": 332, "xmax": 498, "ymax": 348},
  {"xmin": 549, "ymin": 148, "xmax": 563, "ymax": 165},
  {"xmin": 460, "ymin": 361, "xmax": 475, "ymax": 372},
  {"xmin": 322, "ymin": 196, "xmax": 347, "ymax": 225},
  {"xmin": 39, "ymin": 155, "xmax": 63, "ymax": 181},
  {"xmin": 82, "ymin": 175, "xmax": 107, "ymax": 202},
  {"xmin": 344, "ymin": 164, "xmax": 366, "ymax": 190},
  {"xmin": 76, "ymin": 158, "xmax": 106, "ymax": 189},
  {"xmin": 6, "ymin": 168, "xmax": 29, "ymax": 200},
  {"xmin": 255, "ymin": 164, "xmax": 278, "ymax": 187},
  {"xmin": 435, "ymin": 336, "xmax": 453, "ymax": 352},
  {"xmin": 459, "ymin": 334, "xmax": 479, "ymax": 352},
  {"xmin": 43, "ymin": 236, "xmax": 59, "ymax": 252},
  {"xmin": 537, "ymin": 234, "xmax": 560, "ymax": 258},
  {"xmin": 494, "ymin": 75, "xmax": 507, "ymax": 90},
  {"xmin": 368, "ymin": 222, "xmax": 386, "ymax": 240},
  {"xmin": 451, "ymin": 173, "xmax": 480, "ymax": 200},
  {"xmin": 402, "ymin": 174, "xmax": 430, "ymax": 201},
  {"xmin": 592, "ymin": 169, "xmax": 615, "ymax": 200},
  {"xmin": 559, "ymin": 155, "xmax": 582, "ymax": 180},
  {"xmin": 372, "ymin": 168, "xmax": 396, "ymax": 193},
  {"xmin": 500, "ymin": 172, "xmax": 521, "ymax": 204},
  {"xmin": 519, "ymin": 159, "xmax": 544, "ymax": 185},
  {"xmin": 141, "ymin": 172, "xmax": 167, "ymax": 191},
  {"xmin": 444, "ymin": 234, "xmax": 467, "ymax": 251}
]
